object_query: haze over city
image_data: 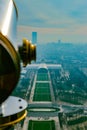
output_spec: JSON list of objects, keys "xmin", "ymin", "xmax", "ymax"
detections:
[
  {"xmin": 15, "ymin": 0, "xmax": 87, "ymax": 44},
  {"xmin": 5, "ymin": 0, "xmax": 87, "ymax": 129},
  {"xmin": 1, "ymin": 0, "xmax": 87, "ymax": 130}
]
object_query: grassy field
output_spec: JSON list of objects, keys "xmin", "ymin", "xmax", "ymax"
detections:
[
  {"xmin": 33, "ymin": 93, "xmax": 51, "ymax": 101},
  {"xmin": 33, "ymin": 83, "xmax": 51, "ymax": 101},
  {"xmin": 28, "ymin": 120, "xmax": 55, "ymax": 130},
  {"xmin": 37, "ymin": 73, "xmax": 49, "ymax": 81},
  {"xmin": 35, "ymin": 83, "xmax": 50, "ymax": 88},
  {"xmin": 35, "ymin": 88, "xmax": 50, "ymax": 93}
]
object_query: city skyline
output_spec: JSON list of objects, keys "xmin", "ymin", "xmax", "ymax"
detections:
[{"xmin": 15, "ymin": 0, "xmax": 87, "ymax": 43}]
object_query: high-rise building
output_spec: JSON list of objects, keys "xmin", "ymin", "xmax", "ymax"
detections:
[
  {"xmin": 32, "ymin": 32, "xmax": 37, "ymax": 44},
  {"xmin": 58, "ymin": 40, "xmax": 61, "ymax": 44}
]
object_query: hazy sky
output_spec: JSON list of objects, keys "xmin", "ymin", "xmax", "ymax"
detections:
[{"xmin": 15, "ymin": 0, "xmax": 87, "ymax": 43}]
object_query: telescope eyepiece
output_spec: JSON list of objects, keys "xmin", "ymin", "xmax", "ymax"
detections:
[{"xmin": 18, "ymin": 39, "xmax": 36, "ymax": 67}]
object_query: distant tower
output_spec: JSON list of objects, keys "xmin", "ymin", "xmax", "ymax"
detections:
[
  {"xmin": 32, "ymin": 32, "xmax": 37, "ymax": 44},
  {"xmin": 58, "ymin": 40, "xmax": 61, "ymax": 44}
]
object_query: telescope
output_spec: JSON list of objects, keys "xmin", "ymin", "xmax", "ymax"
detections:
[{"xmin": 0, "ymin": 0, "xmax": 36, "ymax": 129}]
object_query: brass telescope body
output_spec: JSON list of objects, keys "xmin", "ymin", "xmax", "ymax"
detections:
[
  {"xmin": 0, "ymin": 0, "xmax": 36, "ymax": 129},
  {"xmin": 0, "ymin": 0, "xmax": 36, "ymax": 104},
  {"xmin": 0, "ymin": 0, "xmax": 20, "ymax": 104}
]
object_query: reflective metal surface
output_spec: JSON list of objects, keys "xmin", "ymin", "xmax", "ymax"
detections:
[
  {"xmin": 2, "ymin": 96, "xmax": 27, "ymax": 117},
  {"xmin": 0, "ymin": 96, "xmax": 27, "ymax": 129},
  {"xmin": 0, "ymin": 0, "xmax": 18, "ymax": 47},
  {"xmin": 0, "ymin": 0, "xmax": 20, "ymax": 104}
]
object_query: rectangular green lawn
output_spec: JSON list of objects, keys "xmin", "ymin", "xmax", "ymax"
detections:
[
  {"xmin": 33, "ymin": 83, "xmax": 51, "ymax": 101},
  {"xmin": 35, "ymin": 83, "xmax": 50, "ymax": 88},
  {"xmin": 28, "ymin": 120, "xmax": 55, "ymax": 130},
  {"xmin": 33, "ymin": 93, "xmax": 51, "ymax": 101},
  {"xmin": 35, "ymin": 87, "xmax": 50, "ymax": 93},
  {"xmin": 37, "ymin": 73, "xmax": 49, "ymax": 81}
]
